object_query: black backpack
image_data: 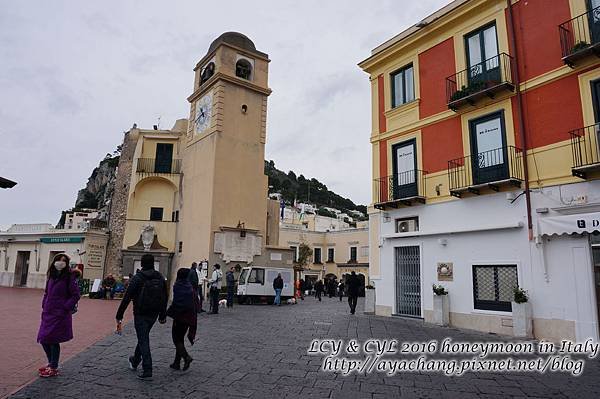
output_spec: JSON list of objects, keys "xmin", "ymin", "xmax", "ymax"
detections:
[{"xmin": 137, "ymin": 273, "xmax": 166, "ymax": 314}]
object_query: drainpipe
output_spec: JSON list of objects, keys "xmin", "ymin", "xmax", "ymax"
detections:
[{"xmin": 507, "ymin": 0, "xmax": 533, "ymax": 240}]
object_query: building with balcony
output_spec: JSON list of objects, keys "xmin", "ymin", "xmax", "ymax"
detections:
[
  {"xmin": 103, "ymin": 120, "xmax": 187, "ymax": 279},
  {"xmin": 360, "ymin": 0, "xmax": 600, "ymax": 341},
  {"xmin": 104, "ymin": 33, "xmax": 293, "ymax": 283}
]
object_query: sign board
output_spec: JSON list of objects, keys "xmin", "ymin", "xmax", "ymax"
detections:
[
  {"xmin": 86, "ymin": 241, "xmax": 106, "ymax": 268},
  {"xmin": 437, "ymin": 262, "xmax": 454, "ymax": 281},
  {"xmin": 91, "ymin": 279, "xmax": 102, "ymax": 293},
  {"xmin": 40, "ymin": 237, "xmax": 83, "ymax": 244}
]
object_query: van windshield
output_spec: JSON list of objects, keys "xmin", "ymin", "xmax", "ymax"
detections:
[{"xmin": 238, "ymin": 269, "xmax": 248, "ymax": 285}]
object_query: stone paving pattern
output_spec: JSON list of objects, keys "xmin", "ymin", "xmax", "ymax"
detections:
[
  {"xmin": 10, "ymin": 296, "xmax": 600, "ymax": 399},
  {"xmin": 0, "ymin": 288, "xmax": 122, "ymax": 398}
]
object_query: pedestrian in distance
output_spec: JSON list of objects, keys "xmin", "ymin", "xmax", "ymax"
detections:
[
  {"xmin": 115, "ymin": 253, "xmax": 168, "ymax": 380},
  {"xmin": 346, "ymin": 271, "xmax": 360, "ymax": 315},
  {"xmin": 207, "ymin": 264, "xmax": 222, "ymax": 314},
  {"xmin": 167, "ymin": 268, "xmax": 197, "ymax": 371},
  {"xmin": 299, "ymin": 278, "xmax": 305, "ymax": 300},
  {"xmin": 37, "ymin": 253, "xmax": 81, "ymax": 378},
  {"xmin": 338, "ymin": 279, "xmax": 345, "ymax": 302},
  {"xmin": 188, "ymin": 262, "xmax": 204, "ymax": 313},
  {"xmin": 273, "ymin": 273, "xmax": 284, "ymax": 305},
  {"xmin": 315, "ymin": 279, "xmax": 324, "ymax": 302},
  {"xmin": 226, "ymin": 267, "xmax": 235, "ymax": 308}
]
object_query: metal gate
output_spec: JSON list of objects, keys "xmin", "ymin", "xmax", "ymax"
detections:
[{"xmin": 395, "ymin": 246, "xmax": 422, "ymax": 317}]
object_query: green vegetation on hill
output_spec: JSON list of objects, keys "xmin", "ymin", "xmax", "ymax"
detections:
[{"xmin": 264, "ymin": 160, "xmax": 367, "ymax": 220}]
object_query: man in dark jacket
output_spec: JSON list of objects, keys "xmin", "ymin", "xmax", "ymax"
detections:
[
  {"xmin": 314, "ymin": 280, "xmax": 324, "ymax": 302},
  {"xmin": 116, "ymin": 254, "xmax": 168, "ymax": 380},
  {"xmin": 273, "ymin": 273, "xmax": 284, "ymax": 306},
  {"xmin": 346, "ymin": 271, "xmax": 361, "ymax": 314},
  {"xmin": 226, "ymin": 267, "xmax": 235, "ymax": 308}
]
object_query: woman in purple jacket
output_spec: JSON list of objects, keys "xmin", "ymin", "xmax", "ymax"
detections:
[{"xmin": 37, "ymin": 253, "xmax": 80, "ymax": 377}]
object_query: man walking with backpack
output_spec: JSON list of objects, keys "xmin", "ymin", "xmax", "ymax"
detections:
[{"xmin": 115, "ymin": 254, "xmax": 168, "ymax": 380}]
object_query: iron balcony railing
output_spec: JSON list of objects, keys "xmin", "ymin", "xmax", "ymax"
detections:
[
  {"xmin": 570, "ymin": 122, "xmax": 600, "ymax": 174},
  {"xmin": 136, "ymin": 158, "xmax": 182, "ymax": 174},
  {"xmin": 559, "ymin": 5, "xmax": 600, "ymax": 64},
  {"xmin": 373, "ymin": 170, "xmax": 427, "ymax": 205},
  {"xmin": 446, "ymin": 53, "xmax": 514, "ymax": 109},
  {"xmin": 447, "ymin": 146, "xmax": 523, "ymax": 194}
]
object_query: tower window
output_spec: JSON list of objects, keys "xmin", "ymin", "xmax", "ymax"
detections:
[
  {"xmin": 235, "ymin": 59, "xmax": 252, "ymax": 80},
  {"xmin": 200, "ymin": 62, "xmax": 215, "ymax": 85}
]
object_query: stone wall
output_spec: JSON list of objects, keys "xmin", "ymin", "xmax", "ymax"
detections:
[{"xmin": 104, "ymin": 128, "xmax": 137, "ymax": 277}]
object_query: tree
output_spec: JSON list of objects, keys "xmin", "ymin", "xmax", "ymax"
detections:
[{"xmin": 295, "ymin": 242, "xmax": 313, "ymax": 282}]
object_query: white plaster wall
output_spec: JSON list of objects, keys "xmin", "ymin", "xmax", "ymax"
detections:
[{"xmin": 374, "ymin": 181, "xmax": 600, "ymax": 340}]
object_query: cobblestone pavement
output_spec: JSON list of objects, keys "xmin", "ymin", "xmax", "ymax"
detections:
[
  {"xmin": 0, "ymin": 287, "xmax": 122, "ymax": 398},
  {"xmin": 9, "ymin": 295, "xmax": 600, "ymax": 399}
]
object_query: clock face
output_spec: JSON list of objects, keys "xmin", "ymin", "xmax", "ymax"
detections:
[{"xmin": 194, "ymin": 94, "xmax": 212, "ymax": 134}]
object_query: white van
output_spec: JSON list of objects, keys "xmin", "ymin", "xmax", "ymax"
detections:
[{"xmin": 237, "ymin": 266, "xmax": 294, "ymax": 304}]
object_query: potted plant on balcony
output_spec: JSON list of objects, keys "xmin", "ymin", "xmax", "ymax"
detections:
[
  {"xmin": 432, "ymin": 284, "xmax": 449, "ymax": 326},
  {"xmin": 512, "ymin": 286, "xmax": 532, "ymax": 338},
  {"xmin": 572, "ymin": 41, "xmax": 589, "ymax": 54},
  {"xmin": 364, "ymin": 283, "xmax": 375, "ymax": 315}
]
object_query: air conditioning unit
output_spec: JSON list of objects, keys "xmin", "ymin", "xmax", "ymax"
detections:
[{"xmin": 397, "ymin": 219, "xmax": 418, "ymax": 233}]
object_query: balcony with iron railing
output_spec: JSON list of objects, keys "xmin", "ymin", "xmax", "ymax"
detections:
[
  {"xmin": 570, "ymin": 122, "xmax": 600, "ymax": 178},
  {"xmin": 447, "ymin": 146, "xmax": 523, "ymax": 198},
  {"xmin": 136, "ymin": 158, "xmax": 182, "ymax": 175},
  {"xmin": 373, "ymin": 170, "xmax": 427, "ymax": 209},
  {"xmin": 559, "ymin": 6, "xmax": 600, "ymax": 67},
  {"xmin": 446, "ymin": 53, "xmax": 515, "ymax": 111}
]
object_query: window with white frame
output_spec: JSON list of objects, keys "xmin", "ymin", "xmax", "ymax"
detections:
[
  {"xmin": 472, "ymin": 265, "xmax": 517, "ymax": 312},
  {"xmin": 349, "ymin": 246, "xmax": 357, "ymax": 262},
  {"xmin": 289, "ymin": 246, "xmax": 298, "ymax": 262},
  {"xmin": 391, "ymin": 64, "xmax": 415, "ymax": 107},
  {"xmin": 313, "ymin": 247, "xmax": 322, "ymax": 264}
]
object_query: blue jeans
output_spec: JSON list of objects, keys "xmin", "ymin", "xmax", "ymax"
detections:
[
  {"xmin": 41, "ymin": 343, "xmax": 60, "ymax": 368},
  {"xmin": 133, "ymin": 315, "xmax": 157, "ymax": 373},
  {"xmin": 274, "ymin": 288, "xmax": 282, "ymax": 305}
]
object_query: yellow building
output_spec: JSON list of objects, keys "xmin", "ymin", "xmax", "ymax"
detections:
[
  {"xmin": 279, "ymin": 224, "xmax": 369, "ymax": 291},
  {"xmin": 105, "ymin": 33, "xmax": 292, "ymax": 283},
  {"xmin": 360, "ymin": 0, "xmax": 600, "ymax": 340}
]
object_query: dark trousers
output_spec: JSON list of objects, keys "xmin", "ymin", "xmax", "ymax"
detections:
[
  {"xmin": 41, "ymin": 343, "xmax": 60, "ymax": 368},
  {"xmin": 227, "ymin": 288, "xmax": 234, "ymax": 308},
  {"xmin": 316, "ymin": 291, "xmax": 322, "ymax": 301},
  {"xmin": 348, "ymin": 295, "xmax": 358, "ymax": 314},
  {"xmin": 133, "ymin": 315, "xmax": 157, "ymax": 373},
  {"xmin": 339, "ymin": 290, "xmax": 344, "ymax": 301},
  {"xmin": 172, "ymin": 320, "xmax": 191, "ymax": 364},
  {"xmin": 210, "ymin": 287, "xmax": 220, "ymax": 313}
]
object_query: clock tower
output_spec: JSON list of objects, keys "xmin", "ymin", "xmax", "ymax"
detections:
[{"xmin": 176, "ymin": 32, "xmax": 273, "ymax": 271}]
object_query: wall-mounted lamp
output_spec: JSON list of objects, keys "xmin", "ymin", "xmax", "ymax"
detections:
[{"xmin": 241, "ymin": 104, "xmax": 248, "ymax": 114}]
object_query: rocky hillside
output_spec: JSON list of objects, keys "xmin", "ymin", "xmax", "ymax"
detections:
[
  {"xmin": 60, "ymin": 154, "xmax": 366, "ymax": 226},
  {"xmin": 57, "ymin": 151, "xmax": 119, "ymax": 227},
  {"xmin": 264, "ymin": 160, "xmax": 367, "ymax": 219}
]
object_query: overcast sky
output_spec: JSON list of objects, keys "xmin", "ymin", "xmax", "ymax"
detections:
[{"xmin": 0, "ymin": 0, "xmax": 448, "ymax": 230}]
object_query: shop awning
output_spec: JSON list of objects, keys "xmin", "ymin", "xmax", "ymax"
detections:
[{"xmin": 538, "ymin": 212, "xmax": 600, "ymax": 237}]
